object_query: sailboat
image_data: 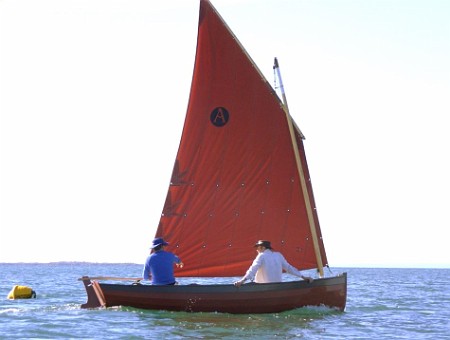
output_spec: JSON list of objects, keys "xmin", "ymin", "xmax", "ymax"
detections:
[{"xmin": 79, "ymin": 0, "xmax": 347, "ymax": 313}]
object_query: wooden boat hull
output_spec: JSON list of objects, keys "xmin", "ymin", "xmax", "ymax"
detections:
[{"xmin": 80, "ymin": 273, "xmax": 347, "ymax": 313}]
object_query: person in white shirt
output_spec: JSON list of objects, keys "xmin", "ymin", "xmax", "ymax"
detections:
[{"xmin": 234, "ymin": 240, "xmax": 313, "ymax": 287}]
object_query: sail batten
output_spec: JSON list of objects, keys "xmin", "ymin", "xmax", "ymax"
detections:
[{"xmin": 155, "ymin": 0, "xmax": 327, "ymax": 277}]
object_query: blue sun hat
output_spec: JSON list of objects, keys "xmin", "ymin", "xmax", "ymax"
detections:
[{"xmin": 151, "ymin": 237, "xmax": 169, "ymax": 249}]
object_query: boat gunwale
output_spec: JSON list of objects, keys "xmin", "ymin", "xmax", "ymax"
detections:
[{"xmin": 96, "ymin": 273, "xmax": 346, "ymax": 293}]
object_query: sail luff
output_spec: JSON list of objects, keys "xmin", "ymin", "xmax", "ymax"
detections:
[
  {"xmin": 274, "ymin": 58, "xmax": 324, "ymax": 277},
  {"xmin": 295, "ymin": 138, "xmax": 325, "ymax": 277}
]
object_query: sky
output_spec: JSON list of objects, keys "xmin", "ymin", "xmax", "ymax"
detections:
[{"xmin": 1, "ymin": 0, "xmax": 449, "ymax": 268}]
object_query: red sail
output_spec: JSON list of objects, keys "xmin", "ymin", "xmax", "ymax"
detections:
[{"xmin": 156, "ymin": 0, "xmax": 328, "ymax": 277}]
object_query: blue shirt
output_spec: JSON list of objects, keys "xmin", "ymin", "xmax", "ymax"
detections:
[{"xmin": 142, "ymin": 250, "xmax": 181, "ymax": 285}]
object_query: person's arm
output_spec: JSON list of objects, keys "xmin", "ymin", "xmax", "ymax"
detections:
[
  {"xmin": 234, "ymin": 254, "xmax": 263, "ymax": 287},
  {"xmin": 281, "ymin": 255, "xmax": 313, "ymax": 283},
  {"xmin": 143, "ymin": 264, "xmax": 151, "ymax": 280},
  {"xmin": 143, "ymin": 257, "xmax": 151, "ymax": 280}
]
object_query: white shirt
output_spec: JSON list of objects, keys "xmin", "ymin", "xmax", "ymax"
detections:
[{"xmin": 243, "ymin": 249, "xmax": 305, "ymax": 283}]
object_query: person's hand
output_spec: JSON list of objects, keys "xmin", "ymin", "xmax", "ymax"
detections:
[
  {"xmin": 176, "ymin": 262, "xmax": 184, "ymax": 268},
  {"xmin": 234, "ymin": 279, "xmax": 245, "ymax": 287},
  {"xmin": 302, "ymin": 276, "xmax": 313, "ymax": 283}
]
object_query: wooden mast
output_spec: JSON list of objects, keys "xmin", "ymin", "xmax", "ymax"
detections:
[{"xmin": 273, "ymin": 58, "xmax": 324, "ymax": 277}]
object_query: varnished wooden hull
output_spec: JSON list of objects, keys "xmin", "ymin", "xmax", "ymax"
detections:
[{"xmin": 80, "ymin": 273, "xmax": 346, "ymax": 313}]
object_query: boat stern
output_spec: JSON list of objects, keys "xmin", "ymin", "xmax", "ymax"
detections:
[{"xmin": 79, "ymin": 276, "xmax": 106, "ymax": 309}]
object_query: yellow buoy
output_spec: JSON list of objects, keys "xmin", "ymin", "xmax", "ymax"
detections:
[{"xmin": 7, "ymin": 285, "xmax": 36, "ymax": 299}]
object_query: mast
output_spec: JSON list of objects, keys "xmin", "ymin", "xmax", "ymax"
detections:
[
  {"xmin": 273, "ymin": 58, "xmax": 324, "ymax": 277},
  {"xmin": 273, "ymin": 57, "xmax": 290, "ymax": 113},
  {"xmin": 274, "ymin": 58, "xmax": 305, "ymax": 139}
]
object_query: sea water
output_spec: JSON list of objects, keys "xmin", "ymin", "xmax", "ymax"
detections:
[{"xmin": 0, "ymin": 263, "xmax": 449, "ymax": 339}]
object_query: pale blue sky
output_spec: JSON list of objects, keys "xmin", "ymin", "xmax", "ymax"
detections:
[{"xmin": 1, "ymin": 0, "xmax": 449, "ymax": 268}]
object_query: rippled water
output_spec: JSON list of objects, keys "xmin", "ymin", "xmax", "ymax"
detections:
[{"xmin": 1, "ymin": 264, "xmax": 448, "ymax": 339}]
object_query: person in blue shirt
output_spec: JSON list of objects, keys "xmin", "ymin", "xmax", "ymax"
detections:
[{"xmin": 143, "ymin": 237, "xmax": 184, "ymax": 285}]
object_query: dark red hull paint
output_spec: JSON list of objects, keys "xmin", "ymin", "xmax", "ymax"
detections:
[{"xmin": 81, "ymin": 273, "xmax": 346, "ymax": 314}]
